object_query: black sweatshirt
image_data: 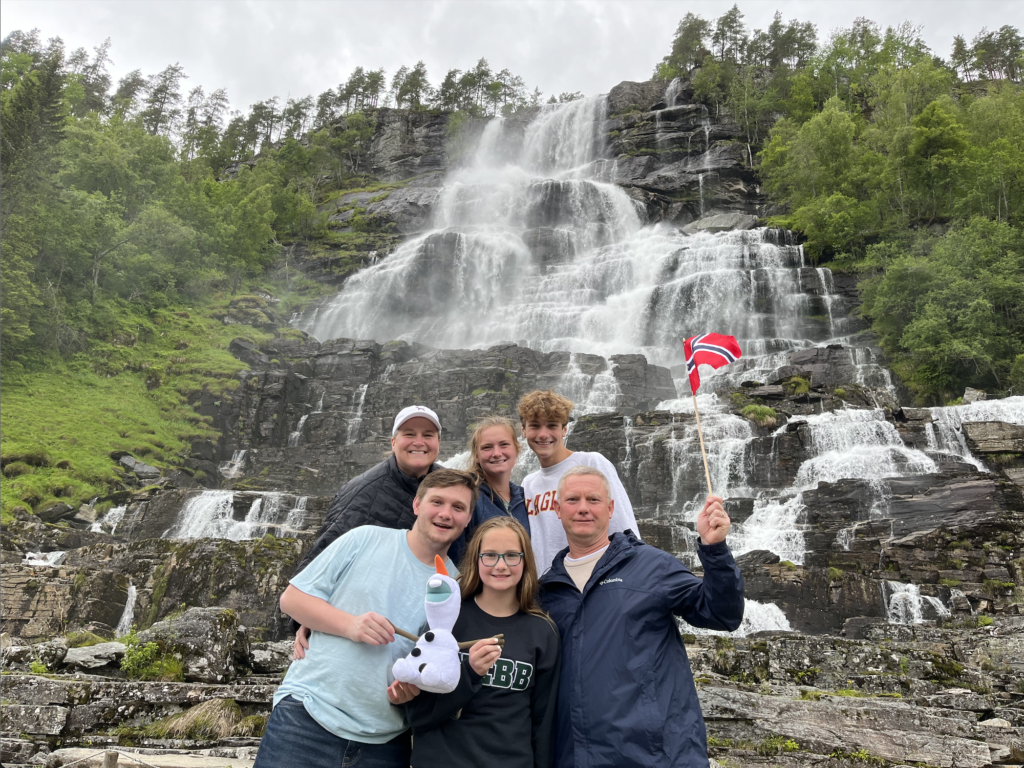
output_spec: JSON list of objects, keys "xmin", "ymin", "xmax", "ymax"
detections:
[{"xmin": 404, "ymin": 598, "xmax": 561, "ymax": 768}]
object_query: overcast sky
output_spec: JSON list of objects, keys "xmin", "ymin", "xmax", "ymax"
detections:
[{"xmin": 2, "ymin": 0, "xmax": 1020, "ymax": 112}]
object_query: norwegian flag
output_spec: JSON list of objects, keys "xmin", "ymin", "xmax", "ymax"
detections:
[{"xmin": 684, "ymin": 333, "xmax": 742, "ymax": 393}]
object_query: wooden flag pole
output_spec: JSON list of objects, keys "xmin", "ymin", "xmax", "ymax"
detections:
[{"xmin": 692, "ymin": 392, "xmax": 714, "ymax": 497}]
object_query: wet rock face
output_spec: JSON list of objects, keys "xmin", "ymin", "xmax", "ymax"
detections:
[
  {"xmin": 0, "ymin": 565, "xmax": 129, "ymax": 642},
  {"xmin": 2, "ymin": 536, "xmax": 311, "ymax": 643},
  {"xmin": 211, "ymin": 339, "xmax": 677, "ymax": 496},
  {"xmin": 603, "ymin": 78, "xmax": 763, "ymax": 224},
  {"xmin": 364, "ymin": 108, "xmax": 451, "ymax": 182}
]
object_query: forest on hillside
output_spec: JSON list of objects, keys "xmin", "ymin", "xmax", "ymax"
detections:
[{"xmin": 1, "ymin": 8, "xmax": 1022, "ymax": 518}]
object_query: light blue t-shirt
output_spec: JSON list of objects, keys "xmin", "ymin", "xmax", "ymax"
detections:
[{"xmin": 273, "ymin": 526, "xmax": 458, "ymax": 743}]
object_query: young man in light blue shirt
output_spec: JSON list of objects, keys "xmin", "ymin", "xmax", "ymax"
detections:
[{"xmin": 253, "ymin": 468, "xmax": 478, "ymax": 768}]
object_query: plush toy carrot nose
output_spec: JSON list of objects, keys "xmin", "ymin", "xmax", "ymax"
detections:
[{"xmin": 435, "ymin": 554, "xmax": 449, "ymax": 576}]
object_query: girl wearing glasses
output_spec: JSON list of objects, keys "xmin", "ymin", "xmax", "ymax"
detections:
[{"xmin": 403, "ymin": 516, "xmax": 561, "ymax": 768}]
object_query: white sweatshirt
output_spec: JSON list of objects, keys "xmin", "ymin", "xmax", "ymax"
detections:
[{"xmin": 523, "ymin": 451, "xmax": 641, "ymax": 575}]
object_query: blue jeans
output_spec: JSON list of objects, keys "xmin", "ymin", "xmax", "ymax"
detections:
[{"xmin": 253, "ymin": 696, "xmax": 411, "ymax": 768}]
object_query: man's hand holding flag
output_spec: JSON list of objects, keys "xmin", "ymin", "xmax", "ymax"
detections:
[{"xmin": 683, "ymin": 332, "xmax": 742, "ymax": 496}]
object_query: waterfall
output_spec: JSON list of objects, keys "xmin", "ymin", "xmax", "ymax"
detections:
[
  {"xmin": 882, "ymin": 581, "xmax": 950, "ymax": 625},
  {"xmin": 284, "ymin": 496, "xmax": 308, "ymax": 530},
  {"xmin": 346, "ymin": 384, "xmax": 370, "ymax": 445},
  {"xmin": 791, "ymin": 409, "xmax": 938, "ymax": 490},
  {"xmin": 219, "ymin": 450, "xmax": 247, "ymax": 479},
  {"xmin": 440, "ymin": 449, "xmax": 472, "ymax": 470},
  {"xmin": 664, "ymin": 77, "xmax": 683, "ymax": 107},
  {"xmin": 283, "ymin": 94, "xmax": 1021, "ymax": 605},
  {"xmin": 834, "ymin": 526, "xmax": 855, "ymax": 551},
  {"xmin": 164, "ymin": 490, "xmax": 303, "ymax": 540},
  {"xmin": 559, "ymin": 354, "xmax": 621, "ymax": 420},
  {"xmin": 927, "ymin": 396, "xmax": 1024, "ymax": 469},
  {"xmin": 116, "ymin": 581, "xmax": 137, "ymax": 637},
  {"xmin": 681, "ymin": 598, "xmax": 792, "ymax": 637},
  {"xmin": 90, "ymin": 504, "xmax": 127, "ymax": 534},
  {"xmin": 165, "ymin": 490, "xmax": 235, "ymax": 539},
  {"xmin": 297, "ymin": 95, "xmax": 845, "ymax": 388},
  {"xmin": 22, "ymin": 551, "xmax": 67, "ymax": 567},
  {"xmin": 730, "ymin": 495, "xmax": 807, "ymax": 564},
  {"xmin": 288, "ymin": 415, "xmax": 309, "ymax": 447}
]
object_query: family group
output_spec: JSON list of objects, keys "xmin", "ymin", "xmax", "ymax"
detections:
[{"xmin": 252, "ymin": 390, "xmax": 745, "ymax": 768}]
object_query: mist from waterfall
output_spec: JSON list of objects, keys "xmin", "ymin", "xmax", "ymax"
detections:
[{"xmin": 296, "ymin": 97, "xmax": 850, "ymax": 379}]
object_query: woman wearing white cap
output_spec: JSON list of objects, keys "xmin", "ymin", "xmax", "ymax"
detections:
[{"xmin": 291, "ymin": 405, "xmax": 445, "ymax": 657}]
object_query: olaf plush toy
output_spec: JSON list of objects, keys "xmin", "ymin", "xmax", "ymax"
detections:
[{"xmin": 392, "ymin": 555, "xmax": 462, "ymax": 694}]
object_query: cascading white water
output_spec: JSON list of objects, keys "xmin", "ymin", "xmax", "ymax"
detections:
[
  {"xmin": 90, "ymin": 504, "xmax": 127, "ymax": 534},
  {"xmin": 834, "ymin": 526, "xmax": 855, "ymax": 551},
  {"xmin": 165, "ymin": 490, "xmax": 234, "ymax": 539},
  {"xmin": 681, "ymin": 598, "xmax": 793, "ymax": 637},
  {"xmin": 664, "ymin": 77, "xmax": 683, "ymax": 107},
  {"xmin": 882, "ymin": 580, "xmax": 950, "ymax": 624},
  {"xmin": 652, "ymin": 398, "xmax": 948, "ymax": 565},
  {"xmin": 296, "ymin": 98, "xmax": 850, "ymax": 386},
  {"xmin": 284, "ymin": 496, "xmax": 308, "ymax": 530},
  {"xmin": 164, "ymin": 491, "xmax": 304, "ymax": 540},
  {"xmin": 22, "ymin": 551, "xmax": 67, "ymax": 567},
  {"xmin": 346, "ymin": 384, "xmax": 370, "ymax": 445},
  {"xmin": 559, "ymin": 354, "xmax": 622, "ymax": 424},
  {"xmin": 791, "ymin": 409, "xmax": 938, "ymax": 489},
  {"xmin": 116, "ymin": 581, "xmax": 137, "ymax": 637},
  {"xmin": 219, "ymin": 450, "xmax": 247, "ymax": 479},
  {"xmin": 288, "ymin": 415, "xmax": 309, "ymax": 447},
  {"xmin": 926, "ymin": 396, "xmax": 1024, "ymax": 469}
]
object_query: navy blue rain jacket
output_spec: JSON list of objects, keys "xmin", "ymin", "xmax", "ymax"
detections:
[
  {"xmin": 538, "ymin": 531, "xmax": 744, "ymax": 768},
  {"xmin": 448, "ymin": 480, "xmax": 529, "ymax": 567}
]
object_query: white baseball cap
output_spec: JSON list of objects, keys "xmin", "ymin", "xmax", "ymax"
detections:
[{"xmin": 392, "ymin": 405, "xmax": 442, "ymax": 437}]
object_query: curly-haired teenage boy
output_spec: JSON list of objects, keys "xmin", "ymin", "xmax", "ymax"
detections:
[{"xmin": 518, "ymin": 390, "xmax": 640, "ymax": 574}]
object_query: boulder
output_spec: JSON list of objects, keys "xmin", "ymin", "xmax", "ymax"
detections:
[
  {"xmin": 961, "ymin": 421, "xmax": 1024, "ymax": 453},
  {"xmin": 681, "ymin": 212, "xmax": 758, "ymax": 234},
  {"xmin": 1, "ymin": 643, "xmax": 33, "ymax": 670},
  {"xmin": 607, "ymin": 80, "xmax": 665, "ymax": 116},
  {"xmin": 136, "ymin": 607, "xmax": 249, "ymax": 683},
  {"xmin": 250, "ymin": 640, "xmax": 294, "ymax": 674},
  {"xmin": 0, "ymin": 704, "xmax": 69, "ymax": 736},
  {"xmin": 228, "ymin": 337, "xmax": 271, "ymax": 367},
  {"xmin": 36, "ymin": 503, "xmax": 75, "ymax": 523},
  {"xmin": 118, "ymin": 455, "xmax": 161, "ymax": 481},
  {"xmin": 699, "ymin": 686, "xmax": 993, "ymax": 768},
  {"xmin": 963, "ymin": 387, "xmax": 987, "ymax": 403},
  {"xmin": 733, "ymin": 549, "xmax": 780, "ymax": 571},
  {"xmin": 61, "ymin": 642, "xmax": 125, "ymax": 672},
  {"xmin": 33, "ymin": 637, "xmax": 68, "ymax": 670}
]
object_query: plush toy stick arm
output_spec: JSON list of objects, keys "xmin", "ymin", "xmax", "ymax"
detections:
[
  {"xmin": 392, "ymin": 626, "xmax": 420, "ymax": 643},
  {"xmin": 389, "ymin": 621, "xmax": 505, "ymax": 650},
  {"xmin": 458, "ymin": 634, "xmax": 504, "ymax": 650}
]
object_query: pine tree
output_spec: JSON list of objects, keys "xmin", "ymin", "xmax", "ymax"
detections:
[{"xmin": 140, "ymin": 63, "xmax": 186, "ymax": 135}]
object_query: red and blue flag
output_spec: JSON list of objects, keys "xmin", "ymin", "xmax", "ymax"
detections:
[{"xmin": 684, "ymin": 333, "xmax": 742, "ymax": 393}]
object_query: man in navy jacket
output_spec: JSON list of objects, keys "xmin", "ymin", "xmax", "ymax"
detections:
[{"xmin": 538, "ymin": 466, "xmax": 744, "ymax": 768}]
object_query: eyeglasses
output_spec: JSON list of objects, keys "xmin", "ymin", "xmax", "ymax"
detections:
[{"xmin": 479, "ymin": 551, "xmax": 525, "ymax": 567}]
